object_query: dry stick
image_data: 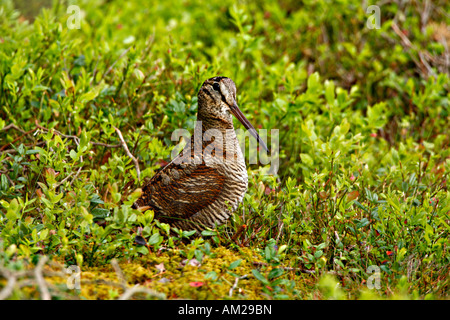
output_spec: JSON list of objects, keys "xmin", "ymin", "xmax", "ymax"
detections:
[
  {"xmin": 36, "ymin": 125, "xmax": 121, "ymax": 149},
  {"xmin": 0, "ymin": 269, "xmax": 17, "ymax": 300},
  {"xmin": 35, "ymin": 122, "xmax": 80, "ymax": 144},
  {"xmin": 0, "ymin": 141, "xmax": 46, "ymax": 155},
  {"xmin": 54, "ymin": 171, "xmax": 75, "ymax": 189},
  {"xmin": 111, "ymin": 259, "xmax": 127, "ymax": 288},
  {"xmin": 91, "ymin": 142, "xmax": 121, "ymax": 148},
  {"xmin": 0, "ymin": 258, "xmax": 166, "ymax": 300},
  {"xmin": 0, "ymin": 141, "xmax": 45, "ymax": 155},
  {"xmin": 391, "ymin": 21, "xmax": 436, "ymax": 77},
  {"xmin": 252, "ymin": 261, "xmax": 315, "ymax": 274},
  {"xmin": 110, "ymin": 259, "xmax": 165, "ymax": 300},
  {"xmin": 2, "ymin": 123, "xmax": 27, "ymax": 134},
  {"xmin": 276, "ymin": 204, "xmax": 285, "ymax": 242},
  {"xmin": 69, "ymin": 166, "xmax": 83, "ymax": 187},
  {"xmin": 99, "ymin": 46, "xmax": 132, "ymax": 83},
  {"xmin": 34, "ymin": 256, "xmax": 51, "ymax": 300},
  {"xmin": 114, "ymin": 126, "xmax": 140, "ymax": 181},
  {"xmin": 1, "ymin": 123, "xmax": 36, "ymax": 151},
  {"xmin": 229, "ymin": 275, "xmax": 247, "ymax": 297},
  {"xmin": 0, "ymin": 128, "xmax": 36, "ymax": 151},
  {"xmin": 118, "ymin": 284, "xmax": 166, "ymax": 300},
  {"xmin": 3, "ymin": 173, "xmax": 15, "ymax": 187}
]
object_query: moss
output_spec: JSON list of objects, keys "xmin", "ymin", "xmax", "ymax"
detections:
[
  {"xmin": 26, "ymin": 244, "xmax": 282, "ymax": 300},
  {"xmin": 116, "ymin": 245, "xmax": 266, "ymax": 299}
]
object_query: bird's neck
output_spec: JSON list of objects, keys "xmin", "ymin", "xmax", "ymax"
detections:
[{"xmin": 192, "ymin": 117, "xmax": 241, "ymax": 159}]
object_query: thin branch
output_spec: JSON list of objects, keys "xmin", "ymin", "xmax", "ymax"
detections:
[
  {"xmin": 114, "ymin": 126, "xmax": 140, "ymax": 181},
  {"xmin": 35, "ymin": 123, "xmax": 122, "ymax": 149},
  {"xmin": 391, "ymin": 21, "xmax": 436, "ymax": 78},
  {"xmin": 54, "ymin": 171, "xmax": 75, "ymax": 189},
  {"xmin": 0, "ymin": 128, "xmax": 36, "ymax": 151},
  {"xmin": 1, "ymin": 123, "xmax": 27, "ymax": 134},
  {"xmin": 99, "ymin": 46, "xmax": 132, "ymax": 83},
  {"xmin": 111, "ymin": 259, "xmax": 127, "ymax": 288},
  {"xmin": 0, "ymin": 141, "xmax": 46, "ymax": 155},
  {"xmin": 34, "ymin": 256, "xmax": 51, "ymax": 300},
  {"xmin": 35, "ymin": 122, "xmax": 80, "ymax": 145},
  {"xmin": 110, "ymin": 259, "xmax": 165, "ymax": 300},
  {"xmin": 252, "ymin": 261, "xmax": 315, "ymax": 274},
  {"xmin": 91, "ymin": 142, "xmax": 121, "ymax": 148},
  {"xmin": 229, "ymin": 275, "xmax": 247, "ymax": 297},
  {"xmin": 0, "ymin": 269, "xmax": 17, "ymax": 300},
  {"xmin": 118, "ymin": 284, "xmax": 166, "ymax": 300},
  {"xmin": 69, "ymin": 166, "xmax": 83, "ymax": 187},
  {"xmin": 0, "ymin": 257, "xmax": 166, "ymax": 300}
]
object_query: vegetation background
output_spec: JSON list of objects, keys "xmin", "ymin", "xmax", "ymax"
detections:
[{"xmin": 0, "ymin": 0, "xmax": 448, "ymax": 300}]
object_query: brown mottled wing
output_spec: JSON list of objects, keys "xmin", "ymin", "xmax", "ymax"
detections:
[{"xmin": 133, "ymin": 160, "xmax": 226, "ymax": 223}]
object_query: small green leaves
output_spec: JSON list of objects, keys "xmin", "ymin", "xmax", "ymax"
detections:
[
  {"xmin": 300, "ymin": 153, "xmax": 314, "ymax": 167},
  {"xmin": 228, "ymin": 259, "xmax": 242, "ymax": 270},
  {"xmin": 252, "ymin": 269, "xmax": 269, "ymax": 286}
]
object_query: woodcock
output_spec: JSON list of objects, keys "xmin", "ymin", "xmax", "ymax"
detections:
[{"xmin": 132, "ymin": 76, "xmax": 268, "ymax": 232}]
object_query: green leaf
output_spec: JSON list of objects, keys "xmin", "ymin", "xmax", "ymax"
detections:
[
  {"xmin": 252, "ymin": 269, "xmax": 269, "ymax": 285},
  {"xmin": 300, "ymin": 153, "xmax": 314, "ymax": 166},
  {"xmin": 228, "ymin": 259, "xmax": 242, "ymax": 270},
  {"xmin": 201, "ymin": 230, "xmax": 217, "ymax": 236},
  {"xmin": 40, "ymin": 229, "xmax": 49, "ymax": 241},
  {"xmin": 69, "ymin": 149, "xmax": 78, "ymax": 161},
  {"xmin": 182, "ymin": 230, "xmax": 196, "ymax": 238},
  {"xmin": 148, "ymin": 233, "xmax": 162, "ymax": 245},
  {"xmin": 324, "ymin": 80, "xmax": 335, "ymax": 105},
  {"xmin": 268, "ymin": 268, "xmax": 284, "ymax": 280},
  {"xmin": 314, "ymin": 250, "xmax": 324, "ymax": 258},
  {"xmin": 91, "ymin": 208, "xmax": 110, "ymax": 218}
]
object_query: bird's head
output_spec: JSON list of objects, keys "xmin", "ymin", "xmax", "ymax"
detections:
[{"xmin": 198, "ymin": 76, "xmax": 268, "ymax": 152}]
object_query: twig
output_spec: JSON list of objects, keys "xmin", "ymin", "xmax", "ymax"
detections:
[
  {"xmin": 110, "ymin": 260, "xmax": 165, "ymax": 300},
  {"xmin": 0, "ymin": 257, "xmax": 166, "ymax": 300},
  {"xmin": 252, "ymin": 261, "xmax": 315, "ymax": 274},
  {"xmin": 229, "ymin": 275, "xmax": 247, "ymax": 297},
  {"xmin": 34, "ymin": 256, "xmax": 51, "ymax": 300},
  {"xmin": 1, "ymin": 123, "xmax": 26, "ymax": 134},
  {"xmin": 392, "ymin": 21, "xmax": 412, "ymax": 48},
  {"xmin": 91, "ymin": 142, "xmax": 121, "ymax": 148},
  {"xmin": 391, "ymin": 21, "xmax": 436, "ymax": 78},
  {"xmin": 118, "ymin": 284, "xmax": 166, "ymax": 300},
  {"xmin": 0, "ymin": 141, "xmax": 46, "ymax": 155},
  {"xmin": 70, "ymin": 167, "xmax": 83, "ymax": 186},
  {"xmin": 54, "ymin": 171, "xmax": 75, "ymax": 189},
  {"xmin": 0, "ymin": 128, "xmax": 36, "ymax": 151},
  {"xmin": 114, "ymin": 126, "xmax": 140, "ymax": 181},
  {"xmin": 276, "ymin": 204, "xmax": 285, "ymax": 242},
  {"xmin": 3, "ymin": 173, "xmax": 15, "ymax": 187},
  {"xmin": 0, "ymin": 268, "xmax": 17, "ymax": 300},
  {"xmin": 111, "ymin": 259, "xmax": 127, "ymax": 288},
  {"xmin": 32, "ymin": 123, "xmax": 126, "ymax": 150},
  {"xmin": 99, "ymin": 46, "xmax": 132, "ymax": 83},
  {"xmin": 35, "ymin": 124, "xmax": 80, "ymax": 145}
]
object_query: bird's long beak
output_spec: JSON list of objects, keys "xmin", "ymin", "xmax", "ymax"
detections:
[{"xmin": 230, "ymin": 101, "xmax": 269, "ymax": 152}]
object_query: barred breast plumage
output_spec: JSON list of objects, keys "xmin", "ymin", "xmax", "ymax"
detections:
[{"xmin": 132, "ymin": 77, "xmax": 268, "ymax": 233}]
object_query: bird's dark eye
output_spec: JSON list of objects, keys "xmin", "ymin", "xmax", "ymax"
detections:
[{"xmin": 212, "ymin": 83, "xmax": 220, "ymax": 91}]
